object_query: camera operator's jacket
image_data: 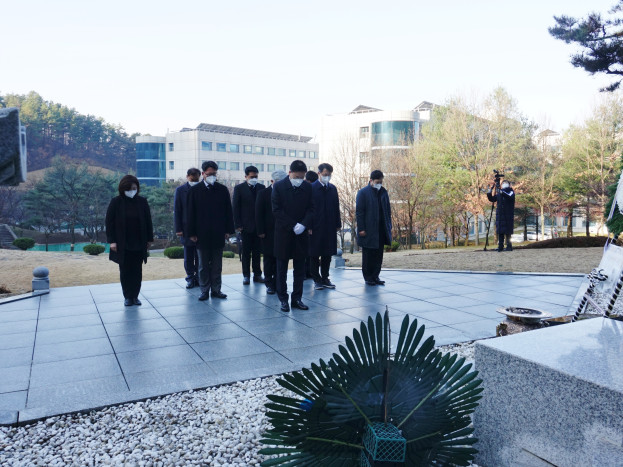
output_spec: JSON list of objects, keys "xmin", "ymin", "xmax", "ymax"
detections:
[{"xmin": 487, "ymin": 187, "xmax": 515, "ymax": 235}]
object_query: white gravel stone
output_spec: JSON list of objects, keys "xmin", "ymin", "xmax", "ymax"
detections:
[{"xmin": 0, "ymin": 343, "xmax": 476, "ymax": 465}]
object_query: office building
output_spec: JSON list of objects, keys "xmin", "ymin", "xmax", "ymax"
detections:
[
  {"xmin": 138, "ymin": 124, "xmax": 319, "ymax": 188},
  {"xmin": 136, "ymin": 136, "xmax": 166, "ymax": 187}
]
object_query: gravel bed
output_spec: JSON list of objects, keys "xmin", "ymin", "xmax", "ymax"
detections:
[{"xmin": 0, "ymin": 342, "xmax": 476, "ymax": 466}]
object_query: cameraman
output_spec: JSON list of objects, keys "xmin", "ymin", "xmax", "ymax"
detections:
[{"xmin": 486, "ymin": 177, "xmax": 515, "ymax": 252}]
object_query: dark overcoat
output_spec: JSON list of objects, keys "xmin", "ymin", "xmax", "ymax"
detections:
[
  {"xmin": 186, "ymin": 181, "xmax": 235, "ymax": 250},
  {"xmin": 487, "ymin": 187, "xmax": 515, "ymax": 235},
  {"xmin": 271, "ymin": 177, "xmax": 313, "ymax": 260},
  {"xmin": 355, "ymin": 185, "xmax": 392, "ymax": 249},
  {"xmin": 255, "ymin": 185, "xmax": 275, "ymax": 256},
  {"xmin": 105, "ymin": 195, "xmax": 154, "ymax": 265},
  {"xmin": 233, "ymin": 181, "xmax": 265, "ymax": 232},
  {"xmin": 174, "ymin": 182, "xmax": 196, "ymax": 246},
  {"xmin": 309, "ymin": 180, "xmax": 341, "ymax": 257}
]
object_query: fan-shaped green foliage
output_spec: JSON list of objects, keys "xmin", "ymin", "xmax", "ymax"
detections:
[{"xmin": 260, "ymin": 311, "xmax": 483, "ymax": 466}]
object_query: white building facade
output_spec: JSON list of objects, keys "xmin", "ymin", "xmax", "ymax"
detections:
[
  {"xmin": 161, "ymin": 124, "xmax": 319, "ymax": 187},
  {"xmin": 319, "ymin": 103, "xmax": 432, "ymax": 170}
]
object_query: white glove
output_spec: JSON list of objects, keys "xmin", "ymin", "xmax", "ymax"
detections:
[{"xmin": 293, "ymin": 223, "xmax": 305, "ymax": 235}]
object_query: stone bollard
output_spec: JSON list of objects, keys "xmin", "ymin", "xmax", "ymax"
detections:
[
  {"xmin": 331, "ymin": 248, "xmax": 346, "ymax": 268},
  {"xmin": 32, "ymin": 266, "xmax": 50, "ymax": 292}
]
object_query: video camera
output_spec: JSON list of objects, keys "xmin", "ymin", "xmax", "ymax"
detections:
[{"xmin": 493, "ymin": 169, "xmax": 505, "ymax": 188}]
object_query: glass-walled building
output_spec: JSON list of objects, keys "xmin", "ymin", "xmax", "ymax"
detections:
[
  {"xmin": 319, "ymin": 103, "xmax": 432, "ymax": 174},
  {"xmin": 136, "ymin": 136, "xmax": 166, "ymax": 186}
]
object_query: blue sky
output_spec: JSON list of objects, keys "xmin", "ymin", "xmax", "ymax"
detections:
[{"xmin": 1, "ymin": 0, "xmax": 616, "ymax": 137}]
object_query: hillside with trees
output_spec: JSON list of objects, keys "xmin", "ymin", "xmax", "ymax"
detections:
[{"xmin": 0, "ymin": 91, "xmax": 137, "ymax": 172}]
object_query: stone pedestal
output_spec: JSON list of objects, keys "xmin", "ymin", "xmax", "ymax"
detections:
[
  {"xmin": 474, "ymin": 318, "xmax": 623, "ymax": 467},
  {"xmin": 32, "ymin": 266, "xmax": 49, "ymax": 292}
]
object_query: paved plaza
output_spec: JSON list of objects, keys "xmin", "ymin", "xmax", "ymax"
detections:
[{"xmin": 0, "ymin": 268, "xmax": 583, "ymax": 426}]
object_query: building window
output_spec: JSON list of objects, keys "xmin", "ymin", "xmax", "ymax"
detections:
[
  {"xmin": 276, "ymin": 148, "xmax": 286, "ymax": 156},
  {"xmin": 279, "ymin": 164, "xmax": 287, "ymax": 171},
  {"xmin": 360, "ymin": 126, "xmax": 370, "ymax": 136},
  {"xmin": 267, "ymin": 164, "xmax": 275, "ymax": 171},
  {"xmin": 201, "ymin": 141, "xmax": 212, "ymax": 151},
  {"xmin": 289, "ymin": 150, "xmax": 297, "ymax": 158},
  {"xmin": 256, "ymin": 163, "xmax": 264, "ymax": 171},
  {"xmin": 230, "ymin": 162, "xmax": 240, "ymax": 170},
  {"xmin": 217, "ymin": 143, "xmax": 227, "ymax": 152},
  {"xmin": 229, "ymin": 144, "xmax": 239, "ymax": 153},
  {"xmin": 243, "ymin": 145, "xmax": 252, "ymax": 154},
  {"xmin": 359, "ymin": 152, "xmax": 370, "ymax": 162},
  {"xmin": 217, "ymin": 161, "xmax": 227, "ymax": 170},
  {"xmin": 298, "ymin": 151, "xmax": 306, "ymax": 158},
  {"xmin": 169, "ymin": 161, "xmax": 174, "ymax": 170},
  {"xmin": 254, "ymin": 146, "xmax": 264, "ymax": 155},
  {"xmin": 244, "ymin": 162, "xmax": 253, "ymax": 169},
  {"xmin": 267, "ymin": 147, "xmax": 276, "ymax": 155},
  {"xmin": 309, "ymin": 151, "xmax": 317, "ymax": 159},
  {"xmin": 168, "ymin": 142, "xmax": 174, "ymax": 151}
]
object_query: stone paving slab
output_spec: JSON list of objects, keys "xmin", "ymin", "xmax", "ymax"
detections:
[{"xmin": 0, "ymin": 268, "xmax": 583, "ymax": 425}]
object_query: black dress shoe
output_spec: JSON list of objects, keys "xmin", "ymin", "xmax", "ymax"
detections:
[
  {"xmin": 124, "ymin": 298, "xmax": 133, "ymax": 306},
  {"xmin": 266, "ymin": 287, "xmax": 276, "ymax": 295},
  {"xmin": 198, "ymin": 292, "xmax": 210, "ymax": 301},
  {"xmin": 243, "ymin": 276, "xmax": 250, "ymax": 285},
  {"xmin": 253, "ymin": 275, "xmax": 265, "ymax": 283},
  {"xmin": 322, "ymin": 279, "xmax": 336, "ymax": 289},
  {"xmin": 374, "ymin": 279, "xmax": 385, "ymax": 285},
  {"xmin": 186, "ymin": 279, "xmax": 197, "ymax": 289},
  {"xmin": 212, "ymin": 291, "xmax": 228, "ymax": 299},
  {"xmin": 291, "ymin": 300, "xmax": 309, "ymax": 310},
  {"xmin": 365, "ymin": 280, "xmax": 377, "ymax": 286},
  {"xmin": 280, "ymin": 301, "xmax": 290, "ymax": 312},
  {"xmin": 133, "ymin": 298, "xmax": 142, "ymax": 306}
]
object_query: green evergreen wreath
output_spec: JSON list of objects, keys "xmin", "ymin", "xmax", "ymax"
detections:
[{"xmin": 260, "ymin": 311, "xmax": 483, "ymax": 466}]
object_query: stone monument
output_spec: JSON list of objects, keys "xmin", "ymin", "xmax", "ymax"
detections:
[{"xmin": 0, "ymin": 107, "xmax": 27, "ymax": 186}]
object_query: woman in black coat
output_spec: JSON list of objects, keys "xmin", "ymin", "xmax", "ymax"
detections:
[{"xmin": 105, "ymin": 175, "xmax": 154, "ymax": 306}]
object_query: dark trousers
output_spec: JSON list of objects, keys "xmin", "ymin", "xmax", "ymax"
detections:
[
  {"xmin": 362, "ymin": 246, "xmax": 384, "ymax": 282},
  {"xmin": 197, "ymin": 247, "xmax": 223, "ymax": 294},
  {"xmin": 276, "ymin": 257, "xmax": 305, "ymax": 303},
  {"xmin": 310, "ymin": 255, "xmax": 332, "ymax": 283},
  {"xmin": 498, "ymin": 233, "xmax": 512, "ymax": 250},
  {"xmin": 263, "ymin": 253, "xmax": 277, "ymax": 289},
  {"xmin": 241, "ymin": 231, "xmax": 262, "ymax": 278},
  {"xmin": 305, "ymin": 257, "xmax": 313, "ymax": 278},
  {"xmin": 183, "ymin": 243, "xmax": 198, "ymax": 281},
  {"xmin": 120, "ymin": 249, "xmax": 143, "ymax": 299}
]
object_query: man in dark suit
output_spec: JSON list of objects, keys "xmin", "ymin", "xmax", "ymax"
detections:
[
  {"xmin": 233, "ymin": 165, "xmax": 266, "ymax": 285},
  {"xmin": 272, "ymin": 160, "xmax": 314, "ymax": 312},
  {"xmin": 309, "ymin": 163, "xmax": 341, "ymax": 290},
  {"xmin": 187, "ymin": 161, "xmax": 235, "ymax": 301},
  {"xmin": 356, "ymin": 170, "xmax": 392, "ymax": 286},
  {"xmin": 174, "ymin": 167, "xmax": 202, "ymax": 289},
  {"xmin": 256, "ymin": 169, "xmax": 287, "ymax": 295}
]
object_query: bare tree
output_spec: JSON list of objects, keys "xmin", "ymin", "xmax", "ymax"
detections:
[{"xmin": 332, "ymin": 132, "xmax": 368, "ymax": 253}]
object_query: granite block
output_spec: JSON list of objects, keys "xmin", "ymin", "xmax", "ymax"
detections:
[
  {"xmin": 474, "ymin": 318, "xmax": 623, "ymax": 467},
  {"xmin": 0, "ymin": 410, "xmax": 18, "ymax": 426}
]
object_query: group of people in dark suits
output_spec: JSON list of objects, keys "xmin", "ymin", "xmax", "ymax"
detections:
[
  {"xmin": 172, "ymin": 159, "xmax": 345, "ymax": 312},
  {"xmin": 106, "ymin": 162, "xmax": 393, "ymax": 308}
]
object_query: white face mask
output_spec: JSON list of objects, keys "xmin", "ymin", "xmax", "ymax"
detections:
[
  {"xmin": 206, "ymin": 175, "xmax": 216, "ymax": 185},
  {"xmin": 248, "ymin": 178, "xmax": 258, "ymax": 186},
  {"xmin": 188, "ymin": 180, "xmax": 200, "ymax": 187},
  {"xmin": 373, "ymin": 183, "xmax": 382, "ymax": 191},
  {"xmin": 125, "ymin": 190, "xmax": 137, "ymax": 198},
  {"xmin": 501, "ymin": 182, "xmax": 510, "ymax": 189},
  {"xmin": 321, "ymin": 175, "xmax": 331, "ymax": 184},
  {"xmin": 291, "ymin": 178, "xmax": 303, "ymax": 187}
]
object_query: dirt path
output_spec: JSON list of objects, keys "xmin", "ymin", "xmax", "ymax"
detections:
[
  {"xmin": 0, "ymin": 247, "xmax": 602, "ymax": 295},
  {"xmin": 0, "ymin": 250, "xmax": 244, "ymax": 295},
  {"xmin": 343, "ymin": 247, "xmax": 602, "ymax": 274}
]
